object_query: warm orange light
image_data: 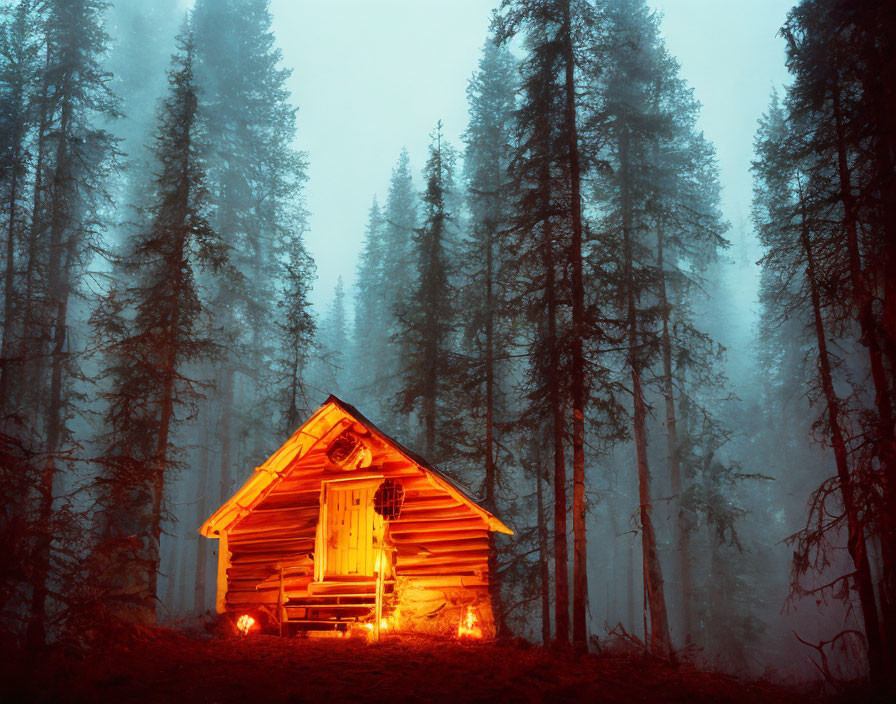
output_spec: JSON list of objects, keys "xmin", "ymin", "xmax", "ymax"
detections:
[
  {"xmin": 236, "ymin": 614, "xmax": 255, "ymax": 636},
  {"xmin": 457, "ymin": 606, "xmax": 482, "ymax": 639},
  {"xmin": 364, "ymin": 618, "xmax": 390, "ymax": 633}
]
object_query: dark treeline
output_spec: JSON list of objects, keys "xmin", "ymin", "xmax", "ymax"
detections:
[
  {"xmin": 0, "ymin": 0, "xmax": 894, "ymax": 691},
  {"xmin": 0, "ymin": 0, "xmax": 314, "ymax": 643}
]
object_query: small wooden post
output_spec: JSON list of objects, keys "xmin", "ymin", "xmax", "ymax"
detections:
[
  {"xmin": 215, "ymin": 531, "xmax": 230, "ymax": 614},
  {"xmin": 278, "ymin": 565, "xmax": 285, "ymax": 637},
  {"xmin": 373, "ymin": 545, "xmax": 385, "ymax": 642}
]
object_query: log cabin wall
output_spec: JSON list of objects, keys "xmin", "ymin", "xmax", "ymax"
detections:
[{"xmin": 210, "ymin": 406, "xmax": 498, "ymax": 637}]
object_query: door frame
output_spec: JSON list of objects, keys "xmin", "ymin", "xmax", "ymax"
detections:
[{"xmin": 314, "ymin": 475, "xmax": 383, "ymax": 581}]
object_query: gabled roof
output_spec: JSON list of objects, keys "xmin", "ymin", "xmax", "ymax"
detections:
[{"xmin": 199, "ymin": 395, "xmax": 512, "ymax": 537}]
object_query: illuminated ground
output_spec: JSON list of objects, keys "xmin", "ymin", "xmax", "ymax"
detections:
[{"xmin": 5, "ymin": 630, "xmax": 839, "ymax": 703}]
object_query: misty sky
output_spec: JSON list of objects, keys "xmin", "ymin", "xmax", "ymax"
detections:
[{"xmin": 268, "ymin": 0, "xmax": 794, "ymax": 314}]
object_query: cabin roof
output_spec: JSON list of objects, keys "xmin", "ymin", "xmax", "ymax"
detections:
[{"xmin": 199, "ymin": 395, "xmax": 513, "ymax": 538}]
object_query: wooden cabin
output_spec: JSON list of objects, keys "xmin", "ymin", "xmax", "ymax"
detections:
[{"xmin": 199, "ymin": 396, "xmax": 512, "ymax": 637}]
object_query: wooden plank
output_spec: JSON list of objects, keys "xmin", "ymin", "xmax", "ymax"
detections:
[
  {"xmin": 399, "ymin": 498, "xmax": 464, "ymax": 512},
  {"xmin": 229, "ymin": 541, "xmax": 315, "ymax": 554},
  {"xmin": 402, "ymin": 575, "xmax": 489, "ymax": 588},
  {"xmin": 229, "ymin": 533, "xmax": 315, "ymax": 547},
  {"xmin": 388, "ymin": 518, "xmax": 485, "ymax": 534},
  {"xmin": 394, "ymin": 538, "xmax": 489, "ymax": 554},
  {"xmin": 397, "ymin": 565, "xmax": 486, "ymax": 577},
  {"xmin": 230, "ymin": 552, "xmax": 313, "ymax": 566},
  {"xmin": 389, "ymin": 509, "xmax": 475, "ymax": 523},
  {"xmin": 395, "ymin": 551, "xmax": 488, "ymax": 567},
  {"xmin": 391, "ymin": 531, "xmax": 490, "ymax": 545}
]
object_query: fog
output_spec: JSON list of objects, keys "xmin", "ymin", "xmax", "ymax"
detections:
[{"xmin": 2, "ymin": 0, "xmax": 893, "ymax": 694}]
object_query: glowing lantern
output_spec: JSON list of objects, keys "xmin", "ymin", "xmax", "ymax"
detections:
[
  {"xmin": 457, "ymin": 606, "xmax": 483, "ymax": 639},
  {"xmin": 236, "ymin": 614, "xmax": 255, "ymax": 636}
]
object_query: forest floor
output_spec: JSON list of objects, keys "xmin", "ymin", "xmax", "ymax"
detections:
[{"xmin": 0, "ymin": 626, "xmax": 875, "ymax": 704}]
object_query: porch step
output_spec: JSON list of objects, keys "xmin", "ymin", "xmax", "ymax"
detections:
[
  {"xmin": 308, "ymin": 580, "xmax": 393, "ymax": 594},
  {"xmin": 292, "ymin": 592, "xmax": 377, "ymax": 600},
  {"xmin": 285, "ymin": 603, "xmax": 374, "ymax": 610}
]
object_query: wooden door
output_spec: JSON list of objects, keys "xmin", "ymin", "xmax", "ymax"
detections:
[{"xmin": 324, "ymin": 482, "xmax": 376, "ymax": 577}]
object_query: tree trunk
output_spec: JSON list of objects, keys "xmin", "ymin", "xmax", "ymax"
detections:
[
  {"xmin": 145, "ymin": 232, "xmax": 185, "ymax": 621},
  {"xmin": 798, "ymin": 180, "xmax": 885, "ymax": 684},
  {"xmin": 656, "ymin": 227, "xmax": 693, "ymax": 646},
  {"xmin": 15, "ymin": 39, "xmax": 51, "ymax": 418},
  {"xmin": 483, "ymin": 229, "xmax": 505, "ymax": 636},
  {"xmin": 218, "ymin": 366, "xmax": 235, "ymax": 504},
  {"xmin": 535, "ymin": 435, "xmax": 551, "ymax": 645},
  {"xmin": 533, "ymin": 96, "xmax": 569, "ymax": 645},
  {"xmin": 26, "ymin": 93, "xmax": 74, "ymax": 648},
  {"xmin": 831, "ymin": 79, "xmax": 896, "ymax": 657},
  {"xmin": 194, "ymin": 409, "xmax": 211, "ymax": 614},
  {"xmin": 621, "ymin": 126, "xmax": 672, "ymax": 657},
  {"xmin": 561, "ymin": 0, "xmax": 589, "ymax": 651},
  {"xmin": 544, "ymin": 195, "xmax": 569, "ymax": 647},
  {"xmin": 163, "ymin": 533, "xmax": 178, "ymax": 615},
  {"xmin": 0, "ymin": 162, "xmax": 19, "ymax": 410}
]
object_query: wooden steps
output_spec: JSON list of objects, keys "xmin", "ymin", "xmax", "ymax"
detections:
[{"xmin": 279, "ymin": 579, "xmax": 394, "ymax": 629}]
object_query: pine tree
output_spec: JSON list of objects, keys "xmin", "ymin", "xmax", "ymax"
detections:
[
  {"xmin": 593, "ymin": 0, "xmax": 675, "ymax": 655},
  {"xmin": 0, "ymin": 1, "xmax": 41, "ymax": 412},
  {"xmin": 495, "ymin": 0, "xmax": 608, "ymax": 649},
  {"xmin": 459, "ymin": 36, "xmax": 517, "ymax": 638},
  {"xmin": 313, "ymin": 276, "xmax": 348, "ymax": 397},
  {"xmin": 274, "ymin": 223, "xmax": 315, "ymax": 435},
  {"xmin": 376, "ymin": 149, "xmax": 418, "ymax": 433},
  {"xmin": 192, "ymin": 0, "xmax": 311, "ymax": 502},
  {"xmin": 394, "ymin": 123, "xmax": 457, "ymax": 461},
  {"xmin": 754, "ymin": 89, "xmax": 887, "ymax": 684},
  {"xmin": 352, "ymin": 197, "xmax": 386, "ymax": 408},
  {"xmin": 777, "ymin": 0, "xmax": 896, "ymax": 676},
  {"xmin": 91, "ymin": 29, "xmax": 225, "ymax": 625},
  {"xmin": 26, "ymin": 0, "xmax": 120, "ymax": 647}
]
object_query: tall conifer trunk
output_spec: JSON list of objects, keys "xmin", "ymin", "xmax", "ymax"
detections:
[
  {"xmin": 194, "ymin": 410, "xmax": 211, "ymax": 613},
  {"xmin": 620, "ymin": 127, "xmax": 672, "ymax": 656},
  {"xmin": 9, "ymin": 38, "xmax": 49, "ymax": 416},
  {"xmin": 796, "ymin": 182, "xmax": 884, "ymax": 683},
  {"xmin": 218, "ymin": 366, "xmax": 234, "ymax": 504},
  {"xmin": 27, "ymin": 93, "xmax": 75, "ymax": 648},
  {"xmin": 831, "ymin": 78, "xmax": 896, "ymax": 646},
  {"xmin": 535, "ymin": 438, "xmax": 551, "ymax": 644},
  {"xmin": 561, "ymin": 0, "xmax": 589, "ymax": 650},
  {"xmin": 543, "ymin": 177, "xmax": 569, "ymax": 646},
  {"xmin": 656, "ymin": 227, "xmax": 692, "ymax": 644},
  {"xmin": 483, "ymin": 229, "xmax": 504, "ymax": 635},
  {"xmin": 148, "ymin": 273, "xmax": 181, "ymax": 615}
]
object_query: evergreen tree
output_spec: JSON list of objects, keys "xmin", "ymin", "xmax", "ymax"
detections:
[
  {"xmin": 90, "ymin": 29, "xmax": 225, "ymax": 625},
  {"xmin": 274, "ymin": 218, "xmax": 315, "ymax": 435},
  {"xmin": 0, "ymin": 0, "xmax": 40, "ymax": 412},
  {"xmin": 104, "ymin": 0, "xmax": 180, "ymax": 241},
  {"xmin": 459, "ymin": 36, "xmax": 518, "ymax": 638},
  {"xmin": 377, "ymin": 149, "xmax": 418, "ymax": 433},
  {"xmin": 754, "ymin": 87, "xmax": 888, "ymax": 684},
  {"xmin": 192, "ymin": 0, "xmax": 311, "ymax": 501},
  {"xmin": 313, "ymin": 276, "xmax": 348, "ymax": 397},
  {"xmin": 394, "ymin": 123, "xmax": 457, "ymax": 461},
  {"xmin": 495, "ymin": 0, "xmax": 610, "ymax": 649},
  {"xmin": 352, "ymin": 197, "xmax": 386, "ymax": 408},
  {"xmin": 26, "ymin": 0, "xmax": 120, "ymax": 647},
  {"xmin": 775, "ymin": 0, "xmax": 896, "ymax": 678},
  {"xmin": 588, "ymin": 0, "xmax": 729, "ymax": 655}
]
